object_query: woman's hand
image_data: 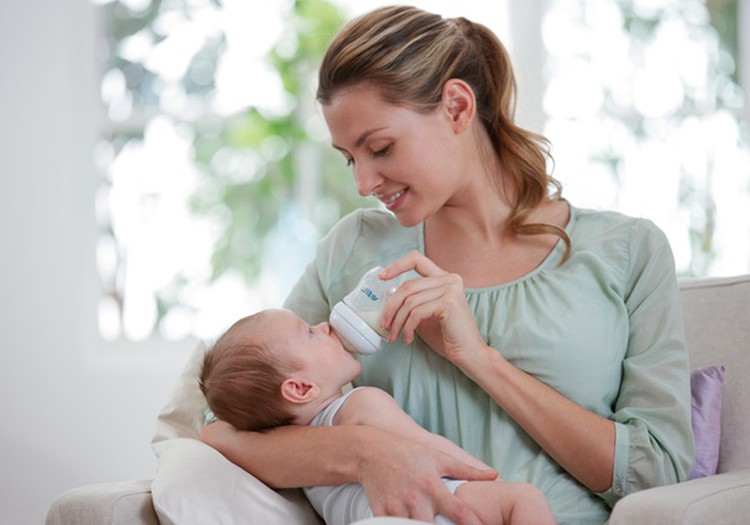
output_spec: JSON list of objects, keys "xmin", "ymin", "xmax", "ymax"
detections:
[
  {"xmin": 380, "ymin": 251, "xmax": 487, "ymax": 370},
  {"xmin": 358, "ymin": 428, "xmax": 497, "ymax": 524}
]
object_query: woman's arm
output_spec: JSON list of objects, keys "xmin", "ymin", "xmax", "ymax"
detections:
[
  {"xmin": 380, "ymin": 251, "xmax": 615, "ymax": 492},
  {"xmin": 200, "ymin": 422, "xmax": 359, "ymax": 488},
  {"xmin": 199, "ymin": 419, "xmax": 497, "ymax": 524},
  {"xmin": 467, "ymin": 348, "xmax": 615, "ymax": 491},
  {"xmin": 382, "ymin": 224, "xmax": 693, "ymax": 501}
]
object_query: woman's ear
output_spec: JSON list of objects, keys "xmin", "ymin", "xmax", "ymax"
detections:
[
  {"xmin": 441, "ymin": 78, "xmax": 476, "ymax": 134},
  {"xmin": 280, "ymin": 377, "xmax": 320, "ymax": 404}
]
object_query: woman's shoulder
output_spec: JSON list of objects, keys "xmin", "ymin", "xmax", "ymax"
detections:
[
  {"xmin": 572, "ymin": 207, "xmax": 666, "ymax": 247},
  {"xmin": 322, "ymin": 208, "xmax": 419, "ymax": 257},
  {"xmin": 333, "ymin": 207, "xmax": 406, "ymax": 235},
  {"xmin": 569, "ymin": 206, "xmax": 673, "ymax": 282},
  {"xmin": 314, "ymin": 208, "xmax": 421, "ymax": 288}
]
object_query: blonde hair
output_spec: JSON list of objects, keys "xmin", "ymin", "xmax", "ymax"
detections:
[
  {"xmin": 317, "ymin": 5, "xmax": 570, "ymax": 259},
  {"xmin": 199, "ymin": 312, "xmax": 296, "ymax": 432}
]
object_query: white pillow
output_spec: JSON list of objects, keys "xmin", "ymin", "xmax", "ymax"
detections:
[
  {"xmin": 151, "ymin": 343, "xmax": 321, "ymax": 524},
  {"xmin": 152, "ymin": 438, "xmax": 321, "ymax": 525},
  {"xmin": 152, "ymin": 341, "xmax": 209, "ymax": 448}
]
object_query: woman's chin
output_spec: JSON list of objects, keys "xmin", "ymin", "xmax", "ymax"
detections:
[{"xmin": 390, "ymin": 209, "xmax": 422, "ymax": 228}]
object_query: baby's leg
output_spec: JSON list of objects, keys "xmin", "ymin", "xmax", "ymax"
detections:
[{"xmin": 454, "ymin": 480, "xmax": 556, "ymax": 525}]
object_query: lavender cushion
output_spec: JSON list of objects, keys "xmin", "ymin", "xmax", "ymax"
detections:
[{"xmin": 688, "ymin": 365, "xmax": 726, "ymax": 479}]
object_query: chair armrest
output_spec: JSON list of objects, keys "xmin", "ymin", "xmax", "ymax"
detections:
[
  {"xmin": 46, "ymin": 479, "xmax": 158, "ymax": 525},
  {"xmin": 609, "ymin": 469, "xmax": 750, "ymax": 525}
]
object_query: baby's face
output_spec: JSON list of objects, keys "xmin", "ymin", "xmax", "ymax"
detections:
[{"xmin": 268, "ymin": 309, "xmax": 362, "ymax": 389}]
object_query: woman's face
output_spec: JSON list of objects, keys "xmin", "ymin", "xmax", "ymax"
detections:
[{"xmin": 322, "ymin": 83, "xmax": 466, "ymax": 227}]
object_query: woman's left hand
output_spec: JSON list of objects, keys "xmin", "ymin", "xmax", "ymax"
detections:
[{"xmin": 380, "ymin": 250, "xmax": 487, "ymax": 369}]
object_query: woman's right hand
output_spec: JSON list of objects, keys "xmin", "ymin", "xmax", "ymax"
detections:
[{"xmin": 358, "ymin": 429, "xmax": 497, "ymax": 524}]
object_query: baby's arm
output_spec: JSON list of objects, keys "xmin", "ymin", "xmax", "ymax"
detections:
[{"xmin": 335, "ymin": 387, "xmax": 493, "ymax": 472}]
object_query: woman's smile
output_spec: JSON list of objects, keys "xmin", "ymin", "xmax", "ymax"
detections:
[{"xmin": 377, "ymin": 188, "xmax": 409, "ymax": 211}]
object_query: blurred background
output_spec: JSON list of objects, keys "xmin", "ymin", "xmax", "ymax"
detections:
[{"xmin": 1, "ymin": 0, "xmax": 748, "ymax": 523}]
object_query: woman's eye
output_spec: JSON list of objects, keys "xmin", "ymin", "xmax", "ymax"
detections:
[
  {"xmin": 373, "ymin": 144, "xmax": 392, "ymax": 158},
  {"xmin": 345, "ymin": 157, "xmax": 354, "ymax": 167}
]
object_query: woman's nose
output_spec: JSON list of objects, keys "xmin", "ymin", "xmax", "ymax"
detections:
[{"xmin": 353, "ymin": 162, "xmax": 383, "ymax": 197}]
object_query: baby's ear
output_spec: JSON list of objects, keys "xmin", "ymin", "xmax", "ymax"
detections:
[{"xmin": 280, "ymin": 377, "xmax": 320, "ymax": 404}]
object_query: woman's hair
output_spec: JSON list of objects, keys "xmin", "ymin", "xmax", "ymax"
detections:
[
  {"xmin": 199, "ymin": 313, "xmax": 296, "ymax": 432},
  {"xmin": 317, "ymin": 5, "xmax": 570, "ymax": 259}
]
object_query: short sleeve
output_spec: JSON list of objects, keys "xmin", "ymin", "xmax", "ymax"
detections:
[{"xmin": 597, "ymin": 220, "xmax": 695, "ymax": 506}]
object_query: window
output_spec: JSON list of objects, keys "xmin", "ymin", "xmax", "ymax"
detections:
[
  {"xmin": 93, "ymin": 0, "xmax": 366, "ymax": 341},
  {"xmin": 94, "ymin": 0, "xmax": 749, "ymax": 343},
  {"xmin": 543, "ymin": 0, "xmax": 750, "ymax": 276}
]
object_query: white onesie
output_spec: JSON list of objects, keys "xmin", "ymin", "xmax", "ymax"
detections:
[{"xmin": 303, "ymin": 387, "xmax": 466, "ymax": 525}]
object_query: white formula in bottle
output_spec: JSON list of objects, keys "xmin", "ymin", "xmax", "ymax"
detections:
[{"xmin": 329, "ymin": 266, "xmax": 401, "ymax": 354}]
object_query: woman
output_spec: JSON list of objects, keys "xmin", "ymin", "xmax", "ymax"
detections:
[{"xmin": 202, "ymin": 6, "xmax": 694, "ymax": 524}]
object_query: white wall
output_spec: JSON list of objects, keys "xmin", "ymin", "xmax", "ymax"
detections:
[{"xmin": 0, "ymin": 2, "xmax": 193, "ymax": 523}]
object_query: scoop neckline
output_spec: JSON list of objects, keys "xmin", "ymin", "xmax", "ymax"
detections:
[{"xmin": 416, "ymin": 202, "xmax": 577, "ymax": 294}]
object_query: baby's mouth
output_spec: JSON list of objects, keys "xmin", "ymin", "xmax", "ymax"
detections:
[{"xmin": 330, "ymin": 327, "xmax": 356, "ymax": 353}]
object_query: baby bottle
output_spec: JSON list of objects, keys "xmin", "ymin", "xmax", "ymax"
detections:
[{"xmin": 329, "ymin": 266, "xmax": 400, "ymax": 354}]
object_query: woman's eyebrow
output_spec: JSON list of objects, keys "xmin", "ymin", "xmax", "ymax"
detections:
[{"xmin": 332, "ymin": 127, "xmax": 388, "ymax": 151}]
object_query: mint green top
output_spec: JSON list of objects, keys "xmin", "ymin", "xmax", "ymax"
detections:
[{"xmin": 284, "ymin": 205, "xmax": 694, "ymax": 524}]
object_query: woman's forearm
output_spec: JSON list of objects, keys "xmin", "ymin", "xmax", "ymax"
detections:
[
  {"xmin": 200, "ymin": 416, "xmax": 498, "ymax": 524},
  {"xmin": 463, "ymin": 344, "xmax": 615, "ymax": 493},
  {"xmin": 200, "ymin": 421, "xmax": 372, "ymax": 488}
]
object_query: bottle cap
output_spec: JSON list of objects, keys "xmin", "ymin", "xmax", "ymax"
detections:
[{"xmin": 330, "ymin": 300, "xmax": 386, "ymax": 355}]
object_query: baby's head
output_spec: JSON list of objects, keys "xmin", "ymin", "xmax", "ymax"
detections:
[{"xmin": 199, "ymin": 309, "xmax": 361, "ymax": 431}]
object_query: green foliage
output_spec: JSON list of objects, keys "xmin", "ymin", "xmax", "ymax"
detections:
[
  {"xmin": 187, "ymin": 0, "xmax": 366, "ymax": 287},
  {"xmin": 99, "ymin": 0, "xmax": 371, "ymax": 335}
]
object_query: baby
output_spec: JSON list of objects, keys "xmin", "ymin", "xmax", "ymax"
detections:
[{"xmin": 199, "ymin": 308, "xmax": 556, "ymax": 525}]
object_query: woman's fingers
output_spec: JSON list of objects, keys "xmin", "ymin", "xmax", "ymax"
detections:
[
  {"xmin": 370, "ymin": 469, "xmax": 486, "ymax": 525},
  {"xmin": 359, "ymin": 430, "xmax": 490, "ymax": 525},
  {"xmin": 380, "ymin": 250, "xmax": 448, "ymax": 280},
  {"xmin": 379, "ymin": 252, "xmax": 483, "ymax": 366},
  {"xmin": 441, "ymin": 460, "xmax": 498, "ymax": 484},
  {"xmin": 384, "ymin": 281, "xmax": 447, "ymax": 343},
  {"xmin": 383, "ymin": 271, "xmax": 455, "ymax": 322},
  {"xmin": 370, "ymin": 487, "xmax": 435, "ymax": 522},
  {"xmin": 429, "ymin": 454, "xmax": 498, "ymax": 525},
  {"xmin": 436, "ymin": 463, "xmax": 499, "ymax": 524},
  {"xmin": 383, "ymin": 272, "xmax": 467, "ymax": 344}
]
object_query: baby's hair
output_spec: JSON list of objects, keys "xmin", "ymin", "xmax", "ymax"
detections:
[{"xmin": 199, "ymin": 312, "xmax": 296, "ymax": 432}]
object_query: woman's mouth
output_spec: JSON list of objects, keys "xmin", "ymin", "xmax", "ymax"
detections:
[{"xmin": 379, "ymin": 189, "xmax": 408, "ymax": 211}]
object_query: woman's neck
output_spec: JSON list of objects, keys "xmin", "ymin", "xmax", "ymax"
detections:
[
  {"xmin": 437, "ymin": 132, "xmax": 518, "ymax": 244},
  {"xmin": 435, "ymin": 173, "xmax": 514, "ymax": 246},
  {"xmin": 424, "ymin": 198, "xmax": 569, "ymax": 288}
]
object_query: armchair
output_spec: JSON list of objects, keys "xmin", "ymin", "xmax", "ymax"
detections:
[{"xmin": 46, "ymin": 274, "xmax": 750, "ymax": 524}]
